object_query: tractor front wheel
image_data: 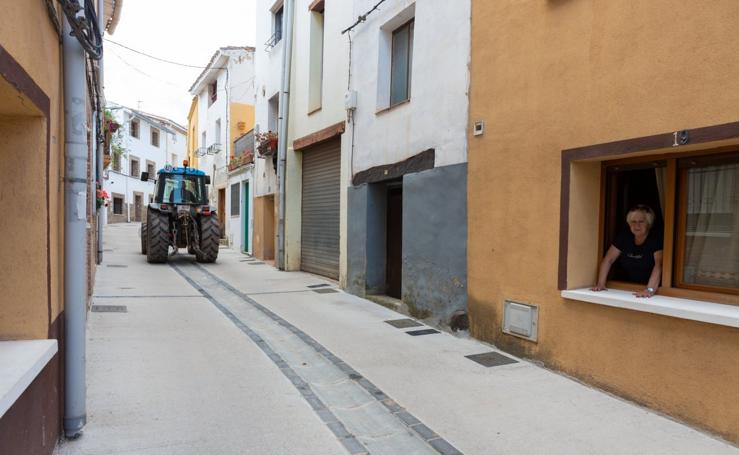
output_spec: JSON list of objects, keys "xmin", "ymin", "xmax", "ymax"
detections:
[
  {"xmin": 146, "ymin": 209, "xmax": 170, "ymax": 263},
  {"xmin": 196, "ymin": 215, "xmax": 220, "ymax": 263}
]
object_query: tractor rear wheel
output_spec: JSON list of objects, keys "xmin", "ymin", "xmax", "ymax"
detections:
[
  {"xmin": 140, "ymin": 222, "xmax": 148, "ymax": 254},
  {"xmin": 196, "ymin": 215, "xmax": 220, "ymax": 263},
  {"xmin": 146, "ymin": 209, "xmax": 169, "ymax": 263}
]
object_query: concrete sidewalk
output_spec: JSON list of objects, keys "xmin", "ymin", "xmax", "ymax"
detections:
[{"xmin": 56, "ymin": 224, "xmax": 737, "ymax": 454}]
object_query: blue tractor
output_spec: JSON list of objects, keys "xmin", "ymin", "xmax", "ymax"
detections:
[{"xmin": 139, "ymin": 164, "xmax": 220, "ymax": 263}]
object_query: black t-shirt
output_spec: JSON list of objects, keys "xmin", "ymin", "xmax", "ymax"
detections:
[{"xmin": 613, "ymin": 231, "xmax": 663, "ymax": 284}]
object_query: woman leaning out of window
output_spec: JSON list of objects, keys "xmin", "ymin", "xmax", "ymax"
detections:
[{"xmin": 592, "ymin": 205, "xmax": 663, "ymax": 298}]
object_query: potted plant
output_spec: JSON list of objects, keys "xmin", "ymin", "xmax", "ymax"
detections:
[{"xmin": 255, "ymin": 131, "xmax": 278, "ymax": 158}]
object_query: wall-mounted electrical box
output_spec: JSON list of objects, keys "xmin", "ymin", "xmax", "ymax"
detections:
[
  {"xmin": 344, "ymin": 90, "xmax": 357, "ymax": 110},
  {"xmin": 503, "ymin": 300, "xmax": 538, "ymax": 342},
  {"xmin": 473, "ymin": 120, "xmax": 485, "ymax": 136}
]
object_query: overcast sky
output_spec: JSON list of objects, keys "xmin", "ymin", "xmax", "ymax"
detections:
[{"xmin": 103, "ymin": 0, "xmax": 256, "ymax": 126}]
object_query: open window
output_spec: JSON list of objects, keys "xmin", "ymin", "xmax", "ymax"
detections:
[{"xmin": 601, "ymin": 151, "xmax": 739, "ymax": 296}]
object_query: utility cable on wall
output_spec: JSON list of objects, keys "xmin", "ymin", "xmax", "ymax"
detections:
[{"xmin": 341, "ymin": 0, "xmax": 388, "ymax": 35}]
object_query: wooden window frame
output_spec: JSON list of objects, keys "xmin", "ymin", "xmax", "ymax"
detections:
[{"xmin": 599, "ymin": 148, "xmax": 739, "ymax": 304}]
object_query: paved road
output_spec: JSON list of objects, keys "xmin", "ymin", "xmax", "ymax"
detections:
[{"xmin": 55, "ymin": 223, "xmax": 738, "ymax": 455}]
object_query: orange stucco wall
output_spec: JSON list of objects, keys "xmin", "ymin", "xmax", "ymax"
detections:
[
  {"xmin": 229, "ymin": 102, "xmax": 255, "ymax": 157},
  {"xmin": 0, "ymin": 0, "xmax": 65, "ymax": 340},
  {"xmin": 187, "ymin": 97, "xmax": 199, "ymax": 168},
  {"xmin": 468, "ymin": 0, "xmax": 739, "ymax": 442}
]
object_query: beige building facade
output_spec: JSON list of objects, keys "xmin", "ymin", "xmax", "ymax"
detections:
[{"xmin": 468, "ymin": 0, "xmax": 739, "ymax": 443}]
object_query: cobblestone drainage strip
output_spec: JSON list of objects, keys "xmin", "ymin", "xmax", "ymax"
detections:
[
  {"xmin": 172, "ymin": 262, "xmax": 463, "ymax": 455},
  {"xmin": 313, "ymin": 288, "xmax": 339, "ymax": 294},
  {"xmin": 385, "ymin": 319, "xmax": 423, "ymax": 329},
  {"xmin": 91, "ymin": 305, "xmax": 127, "ymax": 313},
  {"xmin": 406, "ymin": 329, "xmax": 440, "ymax": 336},
  {"xmin": 465, "ymin": 352, "xmax": 518, "ymax": 367}
]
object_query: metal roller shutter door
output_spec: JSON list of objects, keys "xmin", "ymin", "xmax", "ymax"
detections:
[{"xmin": 301, "ymin": 139, "xmax": 341, "ymax": 279}]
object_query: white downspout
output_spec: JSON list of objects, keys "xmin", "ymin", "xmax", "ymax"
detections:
[
  {"xmin": 63, "ymin": 0, "xmax": 88, "ymax": 438},
  {"xmin": 276, "ymin": 0, "xmax": 295, "ymax": 270}
]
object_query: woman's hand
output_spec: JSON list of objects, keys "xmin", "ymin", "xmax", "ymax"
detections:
[
  {"xmin": 591, "ymin": 284, "xmax": 607, "ymax": 291},
  {"xmin": 633, "ymin": 288, "xmax": 655, "ymax": 298}
]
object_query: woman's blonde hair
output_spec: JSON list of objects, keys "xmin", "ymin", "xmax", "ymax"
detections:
[{"xmin": 626, "ymin": 204, "xmax": 655, "ymax": 228}]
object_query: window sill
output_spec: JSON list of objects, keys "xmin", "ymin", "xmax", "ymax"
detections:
[
  {"xmin": 376, "ymin": 98, "xmax": 410, "ymax": 116},
  {"xmin": 0, "ymin": 339, "xmax": 58, "ymax": 418},
  {"xmin": 561, "ymin": 288, "xmax": 739, "ymax": 328}
]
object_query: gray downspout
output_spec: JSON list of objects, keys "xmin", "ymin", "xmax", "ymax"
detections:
[
  {"xmin": 96, "ymin": 0, "xmax": 104, "ymax": 264},
  {"xmin": 63, "ymin": 0, "xmax": 88, "ymax": 438},
  {"xmin": 276, "ymin": 0, "xmax": 295, "ymax": 270}
]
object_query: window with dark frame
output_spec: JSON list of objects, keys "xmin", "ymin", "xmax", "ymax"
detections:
[
  {"xmin": 130, "ymin": 157, "xmax": 140, "ymax": 178},
  {"xmin": 130, "ymin": 118, "xmax": 139, "ymax": 138},
  {"xmin": 146, "ymin": 162, "xmax": 155, "ymax": 178},
  {"xmin": 230, "ymin": 182, "xmax": 240, "ymax": 217},
  {"xmin": 274, "ymin": 6, "xmax": 284, "ymax": 44},
  {"xmin": 151, "ymin": 128, "xmax": 160, "ymax": 147},
  {"xmin": 390, "ymin": 19, "xmax": 414, "ymax": 106},
  {"xmin": 208, "ymin": 80, "xmax": 218, "ymax": 106},
  {"xmin": 113, "ymin": 197, "xmax": 123, "ymax": 215},
  {"xmin": 602, "ymin": 151, "xmax": 739, "ymax": 295}
]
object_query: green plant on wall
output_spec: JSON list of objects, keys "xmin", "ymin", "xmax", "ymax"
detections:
[{"xmin": 104, "ymin": 109, "xmax": 126, "ymax": 168}]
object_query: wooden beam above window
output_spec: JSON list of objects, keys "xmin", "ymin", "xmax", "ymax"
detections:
[{"xmin": 308, "ymin": 0, "xmax": 324, "ymax": 12}]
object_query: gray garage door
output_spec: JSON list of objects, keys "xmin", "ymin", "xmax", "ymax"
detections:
[{"xmin": 301, "ymin": 138, "xmax": 341, "ymax": 279}]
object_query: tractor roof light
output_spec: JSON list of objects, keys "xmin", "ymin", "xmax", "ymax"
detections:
[{"xmin": 183, "ymin": 159, "xmax": 189, "ymax": 168}]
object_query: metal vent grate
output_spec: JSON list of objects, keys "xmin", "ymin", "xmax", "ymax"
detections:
[
  {"xmin": 385, "ymin": 319, "xmax": 423, "ymax": 329},
  {"xmin": 91, "ymin": 305, "xmax": 127, "ymax": 313},
  {"xmin": 406, "ymin": 329, "xmax": 439, "ymax": 336},
  {"xmin": 106, "ymin": 264, "xmax": 128, "ymax": 268},
  {"xmin": 313, "ymin": 288, "xmax": 338, "ymax": 294},
  {"xmin": 466, "ymin": 352, "xmax": 518, "ymax": 367}
]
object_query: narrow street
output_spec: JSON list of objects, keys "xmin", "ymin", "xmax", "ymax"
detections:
[{"xmin": 53, "ymin": 224, "xmax": 736, "ymax": 455}]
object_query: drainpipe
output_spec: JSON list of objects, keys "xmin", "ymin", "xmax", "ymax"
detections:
[
  {"xmin": 276, "ymin": 0, "xmax": 295, "ymax": 270},
  {"xmin": 63, "ymin": 0, "xmax": 88, "ymax": 438},
  {"xmin": 96, "ymin": 0, "xmax": 104, "ymax": 264}
]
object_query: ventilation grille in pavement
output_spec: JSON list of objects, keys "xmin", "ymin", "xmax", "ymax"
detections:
[
  {"xmin": 385, "ymin": 318, "xmax": 423, "ymax": 329},
  {"xmin": 465, "ymin": 352, "xmax": 518, "ymax": 367},
  {"xmin": 307, "ymin": 283, "xmax": 330, "ymax": 289},
  {"xmin": 313, "ymin": 288, "xmax": 338, "ymax": 294},
  {"xmin": 406, "ymin": 329, "xmax": 440, "ymax": 336},
  {"xmin": 248, "ymin": 262, "xmax": 265, "ymax": 265},
  {"xmin": 91, "ymin": 305, "xmax": 127, "ymax": 313}
]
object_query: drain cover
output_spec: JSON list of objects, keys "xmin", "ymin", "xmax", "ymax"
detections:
[
  {"xmin": 406, "ymin": 329, "xmax": 439, "ymax": 336},
  {"xmin": 249, "ymin": 262, "xmax": 265, "ymax": 265},
  {"xmin": 385, "ymin": 319, "xmax": 423, "ymax": 329},
  {"xmin": 465, "ymin": 352, "xmax": 518, "ymax": 367},
  {"xmin": 103, "ymin": 249, "xmax": 114, "ymax": 252},
  {"xmin": 313, "ymin": 288, "xmax": 338, "ymax": 294},
  {"xmin": 106, "ymin": 264, "xmax": 128, "ymax": 268},
  {"xmin": 307, "ymin": 284, "xmax": 330, "ymax": 289},
  {"xmin": 91, "ymin": 305, "xmax": 127, "ymax": 313}
]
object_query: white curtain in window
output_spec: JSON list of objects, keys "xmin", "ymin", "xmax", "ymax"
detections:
[
  {"xmin": 683, "ymin": 163, "xmax": 739, "ymax": 288},
  {"xmin": 655, "ymin": 167, "xmax": 666, "ymax": 217}
]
